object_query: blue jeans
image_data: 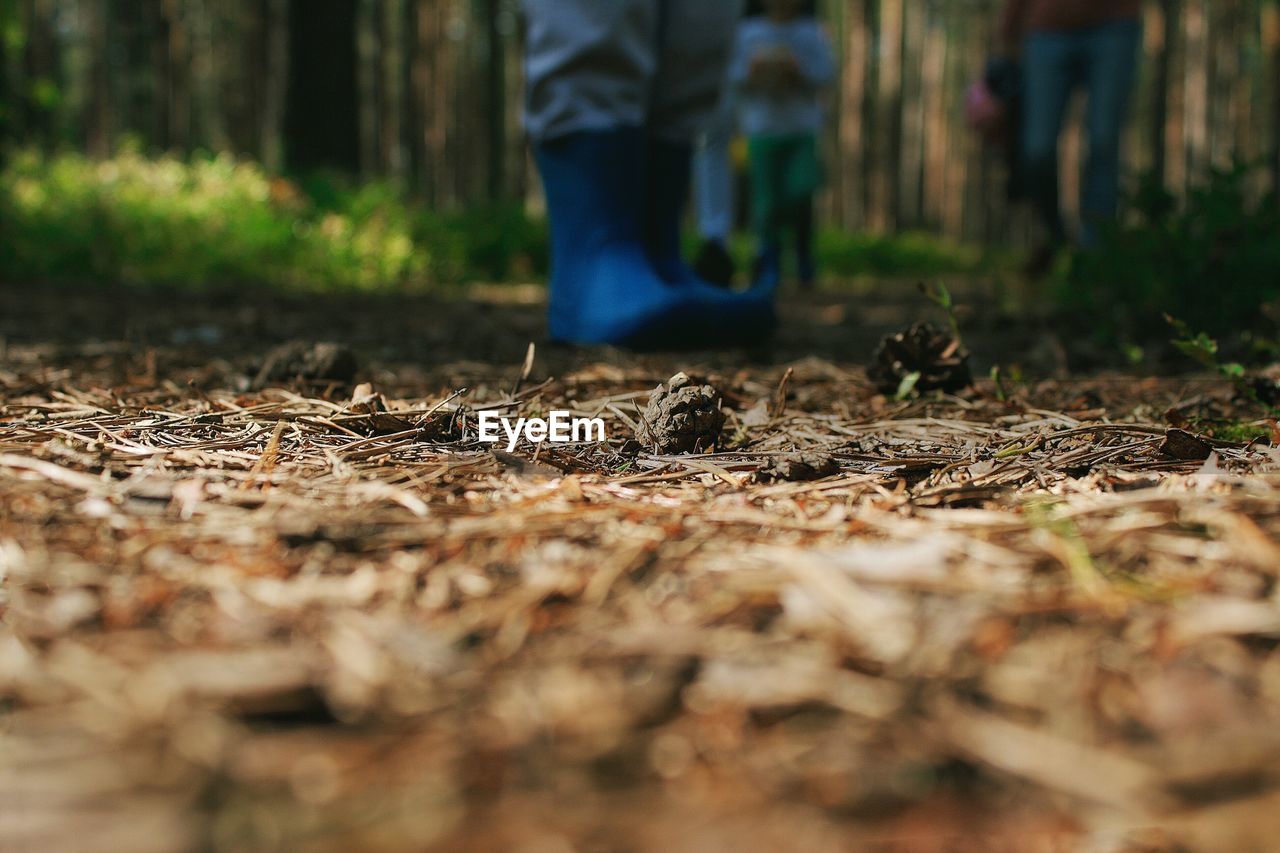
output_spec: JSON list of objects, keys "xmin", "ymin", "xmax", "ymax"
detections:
[{"xmin": 1021, "ymin": 19, "xmax": 1141, "ymax": 247}]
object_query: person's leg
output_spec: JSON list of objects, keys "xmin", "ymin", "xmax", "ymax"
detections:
[
  {"xmin": 648, "ymin": 0, "xmax": 743, "ymax": 143},
  {"xmin": 535, "ymin": 128, "xmax": 775, "ymax": 348},
  {"xmin": 1020, "ymin": 29, "xmax": 1079, "ymax": 250},
  {"xmin": 645, "ymin": 1, "xmax": 749, "ymax": 287},
  {"xmin": 694, "ymin": 94, "xmax": 736, "ymax": 248},
  {"xmin": 748, "ymin": 135, "xmax": 785, "ymax": 289},
  {"xmin": 693, "ymin": 89, "xmax": 737, "ymax": 287},
  {"xmin": 781, "ymin": 134, "xmax": 821, "ymax": 288},
  {"xmin": 523, "ymin": 0, "xmax": 775, "ymax": 347},
  {"xmin": 1080, "ymin": 18, "xmax": 1142, "ymax": 248},
  {"xmin": 522, "ymin": 0, "xmax": 656, "ymax": 143},
  {"xmin": 794, "ymin": 199, "xmax": 816, "ymax": 289},
  {"xmin": 692, "ymin": 107, "xmax": 739, "ymax": 287},
  {"xmin": 523, "ymin": 0, "xmax": 654, "ymax": 339}
]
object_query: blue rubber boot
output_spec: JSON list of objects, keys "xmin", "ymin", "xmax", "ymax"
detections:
[
  {"xmin": 644, "ymin": 139, "xmax": 703, "ymax": 287},
  {"xmin": 535, "ymin": 128, "xmax": 776, "ymax": 349}
]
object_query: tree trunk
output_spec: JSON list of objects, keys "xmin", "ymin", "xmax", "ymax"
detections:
[
  {"xmin": 87, "ymin": 0, "xmax": 112, "ymax": 157},
  {"xmin": 1183, "ymin": 0, "xmax": 1209, "ymax": 183},
  {"xmin": 1266, "ymin": 0, "xmax": 1280, "ymax": 200},
  {"xmin": 410, "ymin": 0, "xmax": 446, "ymax": 204},
  {"xmin": 861, "ymin": 0, "xmax": 879, "ymax": 230},
  {"xmin": 380, "ymin": 0, "xmax": 405, "ymax": 179},
  {"xmin": 838, "ymin": 0, "xmax": 867, "ymax": 229},
  {"xmin": 356, "ymin": 0, "xmax": 379, "ymax": 175},
  {"xmin": 115, "ymin": 0, "xmax": 155, "ymax": 149},
  {"xmin": 192, "ymin": 2, "xmax": 228, "ymax": 152},
  {"xmin": 1151, "ymin": 0, "xmax": 1177, "ymax": 188},
  {"xmin": 871, "ymin": 0, "xmax": 903, "ymax": 233},
  {"xmin": 0, "ymin": 1, "xmax": 10, "ymax": 159},
  {"xmin": 165, "ymin": 0, "xmax": 192, "ymax": 151},
  {"xmin": 400, "ymin": 0, "xmax": 418, "ymax": 189},
  {"xmin": 149, "ymin": 0, "xmax": 171, "ymax": 150},
  {"xmin": 897, "ymin": 0, "xmax": 924, "ymax": 229},
  {"xmin": 22, "ymin": 0, "xmax": 60, "ymax": 148},
  {"xmin": 260, "ymin": 0, "xmax": 288, "ymax": 169},
  {"xmin": 484, "ymin": 0, "xmax": 505, "ymax": 201},
  {"xmin": 285, "ymin": 0, "xmax": 359, "ymax": 173},
  {"xmin": 920, "ymin": 7, "xmax": 947, "ymax": 232}
]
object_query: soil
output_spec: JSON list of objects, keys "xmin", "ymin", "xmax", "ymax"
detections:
[{"xmin": 2, "ymin": 280, "xmax": 1279, "ymax": 853}]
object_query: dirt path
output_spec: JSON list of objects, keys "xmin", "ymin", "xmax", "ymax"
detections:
[{"xmin": 2, "ymin": 284, "xmax": 1279, "ymax": 852}]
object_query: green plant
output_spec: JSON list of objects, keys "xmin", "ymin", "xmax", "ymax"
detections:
[
  {"xmin": 816, "ymin": 230, "xmax": 996, "ymax": 279},
  {"xmin": 919, "ymin": 281, "xmax": 964, "ymax": 349},
  {"xmin": 0, "ymin": 149, "xmax": 567, "ymax": 291},
  {"xmin": 989, "ymin": 365, "xmax": 1007, "ymax": 402},
  {"xmin": 686, "ymin": 229, "xmax": 1003, "ymax": 284},
  {"xmin": 1166, "ymin": 315, "xmax": 1280, "ymax": 417},
  {"xmin": 893, "ymin": 371, "xmax": 921, "ymax": 401},
  {"xmin": 1166, "ymin": 315, "xmax": 1246, "ymax": 382},
  {"xmin": 1063, "ymin": 162, "xmax": 1280, "ymax": 339},
  {"xmin": 0, "ymin": 149, "xmax": 427, "ymax": 290},
  {"xmin": 417, "ymin": 204, "xmax": 549, "ymax": 283}
]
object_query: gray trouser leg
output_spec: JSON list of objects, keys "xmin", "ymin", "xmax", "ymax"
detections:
[
  {"xmin": 522, "ymin": 0, "xmax": 739, "ymax": 144},
  {"xmin": 521, "ymin": 0, "xmax": 656, "ymax": 143},
  {"xmin": 649, "ymin": 1, "xmax": 743, "ymax": 141},
  {"xmin": 694, "ymin": 93, "xmax": 736, "ymax": 241}
]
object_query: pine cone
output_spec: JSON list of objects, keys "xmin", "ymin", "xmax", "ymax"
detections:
[
  {"xmin": 253, "ymin": 341, "xmax": 358, "ymax": 389},
  {"xmin": 1246, "ymin": 367, "xmax": 1280, "ymax": 407},
  {"xmin": 869, "ymin": 323, "xmax": 972, "ymax": 395},
  {"xmin": 756, "ymin": 452, "xmax": 839, "ymax": 483},
  {"xmin": 635, "ymin": 373, "xmax": 726, "ymax": 454}
]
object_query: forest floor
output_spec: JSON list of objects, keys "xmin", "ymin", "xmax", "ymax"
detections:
[{"xmin": 3, "ymin": 281, "xmax": 1280, "ymax": 853}]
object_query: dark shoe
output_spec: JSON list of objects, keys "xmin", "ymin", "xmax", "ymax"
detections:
[
  {"xmin": 693, "ymin": 239, "xmax": 736, "ymax": 288},
  {"xmin": 535, "ymin": 128, "xmax": 776, "ymax": 349},
  {"xmin": 752, "ymin": 247, "xmax": 782, "ymax": 293},
  {"xmin": 796, "ymin": 203, "xmax": 817, "ymax": 291},
  {"xmin": 797, "ymin": 256, "xmax": 817, "ymax": 291}
]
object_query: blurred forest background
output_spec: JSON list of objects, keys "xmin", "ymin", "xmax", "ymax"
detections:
[{"xmin": 2, "ymin": 0, "xmax": 1279, "ymax": 333}]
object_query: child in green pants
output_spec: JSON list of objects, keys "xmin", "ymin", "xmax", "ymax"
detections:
[{"xmin": 730, "ymin": 0, "xmax": 834, "ymax": 290}]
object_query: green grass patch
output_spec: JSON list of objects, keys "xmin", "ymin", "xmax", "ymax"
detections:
[
  {"xmin": 3, "ymin": 149, "xmax": 999, "ymax": 292},
  {"xmin": 2, "ymin": 149, "xmax": 427, "ymax": 290},
  {"xmin": 700, "ymin": 229, "xmax": 1001, "ymax": 283},
  {"xmin": 0, "ymin": 150, "xmax": 548, "ymax": 290},
  {"xmin": 815, "ymin": 230, "xmax": 999, "ymax": 279},
  {"xmin": 1199, "ymin": 420, "xmax": 1272, "ymax": 444}
]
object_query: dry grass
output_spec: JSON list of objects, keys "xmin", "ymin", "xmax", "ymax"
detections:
[{"xmin": 3, "ymin": 311, "xmax": 1280, "ymax": 852}]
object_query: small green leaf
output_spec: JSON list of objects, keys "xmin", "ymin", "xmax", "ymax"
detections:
[
  {"xmin": 1172, "ymin": 336, "xmax": 1220, "ymax": 369},
  {"xmin": 989, "ymin": 365, "xmax": 1006, "ymax": 402},
  {"xmin": 895, "ymin": 371, "xmax": 922, "ymax": 401},
  {"xmin": 919, "ymin": 281, "xmax": 953, "ymax": 310},
  {"xmin": 1163, "ymin": 313, "xmax": 1191, "ymax": 338}
]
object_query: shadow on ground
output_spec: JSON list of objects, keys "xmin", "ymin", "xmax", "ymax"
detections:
[{"xmin": 1, "ymin": 277, "xmax": 1079, "ymax": 384}]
